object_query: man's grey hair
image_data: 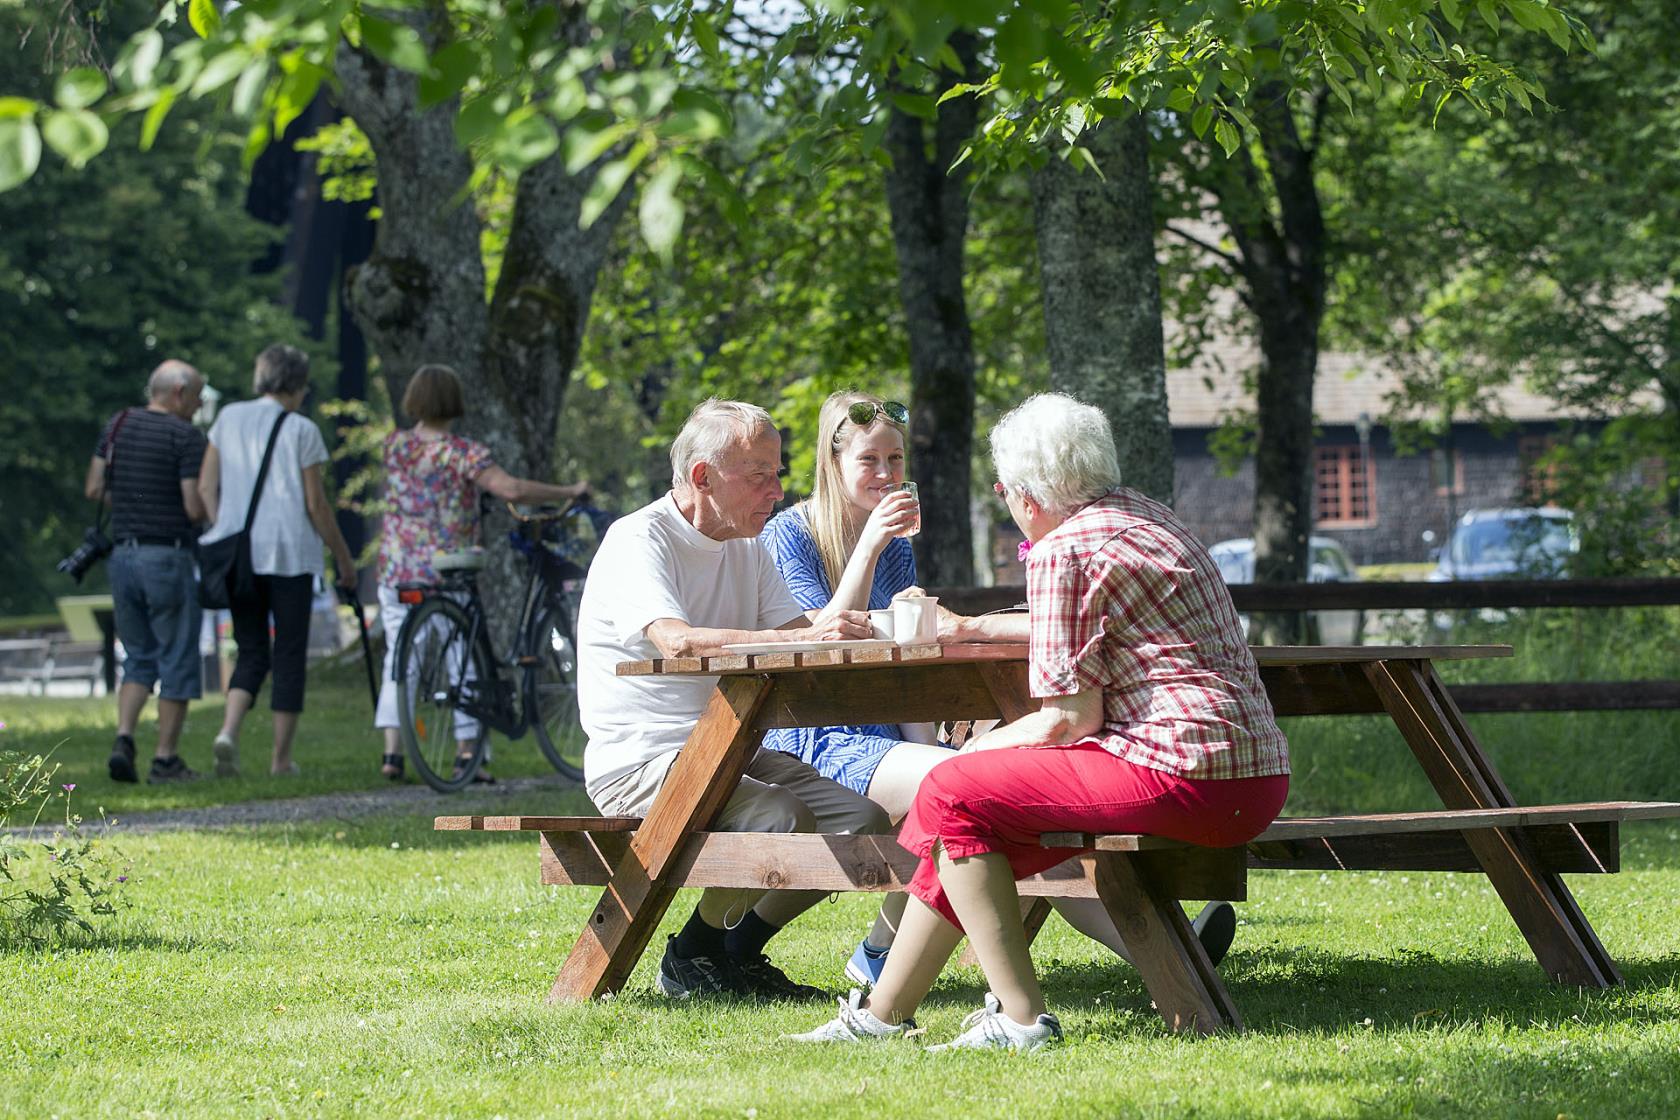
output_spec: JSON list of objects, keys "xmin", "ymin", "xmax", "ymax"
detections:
[
  {"xmin": 670, "ymin": 398, "xmax": 776, "ymax": 489},
  {"xmin": 147, "ymin": 359, "xmax": 201, "ymax": 400},
  {"xmin": 252, "ymin": 343, "xmax": 311, "ymax": 396},
  {"xmin": 990, "ymin": 392, "xmax": 1123, "ymax": 516}
]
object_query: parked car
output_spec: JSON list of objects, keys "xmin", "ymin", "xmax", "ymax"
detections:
[
  {"xmin": 1427, "ymin": 508, "xmax": 1578, "ymax": 581},
  {"xmin": 1207, "ymin": 536, "xmax": 1364, "ymax": 645}
]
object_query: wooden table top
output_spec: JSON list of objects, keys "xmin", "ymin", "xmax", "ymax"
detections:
[{"xmin": 616, "ymin": 643, "xmax": 1513, "ymax": 677}]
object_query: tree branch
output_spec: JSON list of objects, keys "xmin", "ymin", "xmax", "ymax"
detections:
[{"xmin": 1164, "ymin": 221, "xmax": 1242, "ymax": 268}]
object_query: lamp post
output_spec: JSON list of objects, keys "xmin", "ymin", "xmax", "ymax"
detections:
[{"xmin": 1354, "ymin": 411, "xmax": 1373, "ymax": 567}]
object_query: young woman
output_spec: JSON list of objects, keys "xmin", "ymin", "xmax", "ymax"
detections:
[
  {"xmin": 374, "ymin": 364, "xmax": 588, "ymax": 781},
  {"xmin": 792, "ymin": 393, "xmax": 1289, "ymax": 1051},
  {"xmin": 199, "ymin": 344, "xmax": 357, "ymax": 777},
  {"xmin": 762, "ymin": 391, "xmax": 1226, "ymax": 990}
]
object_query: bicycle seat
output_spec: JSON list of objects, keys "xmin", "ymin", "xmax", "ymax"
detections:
[{"xmin": 432, "ymin": 549, "xmax": 488, "ymax": 572}]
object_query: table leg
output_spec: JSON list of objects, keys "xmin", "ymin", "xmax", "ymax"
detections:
[
  {"xmin": 548, "ymin": 674, "xmax": 774, "ymax": 1003},
  {"xmin": 1092, "ymin": 851, "xmax": 1243, "ymax": 1034},
  {"xmin": 1365, "ymin": 659, "xmax": 1621, "ymax": 988}
]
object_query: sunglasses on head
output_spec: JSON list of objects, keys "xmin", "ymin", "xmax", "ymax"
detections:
[{"xmin": 847, "ymin": 400, "xmax": 909, "ymax": 427}]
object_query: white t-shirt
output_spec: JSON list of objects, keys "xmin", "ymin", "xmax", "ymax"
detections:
[
  {"xmin": 200, "ymin": 398, "xmax": 330, "ymax": 577},
  {"xmin": 578, "ymin": 492, "xmax": 804, "ymax": 796}
]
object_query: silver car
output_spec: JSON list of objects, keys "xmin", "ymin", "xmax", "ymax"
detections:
[
  {"xmin": 1428, "ymin": 508, "xmax": 1578, "ymax": 581},
  {"xmin": 1207, "ymin": 536, "xmax": 1364, "ymax": 645}
]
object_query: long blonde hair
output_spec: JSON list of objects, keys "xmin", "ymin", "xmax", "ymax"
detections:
[{"xmin": 803, "ymin": 390, "xmax": 909, "ymax": 593}]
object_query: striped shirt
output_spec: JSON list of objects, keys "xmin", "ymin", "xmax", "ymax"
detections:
[
  {"xmin": 1026, "ymin": 490, "xmax": 1289, "ymax": 780},
  {"xmin": 760, "ymin": 504, "xmax": 917, "ymax": 611},
  {"xmin": 94, "ymin": 408, "xmax": 207, "ymax": 542}
]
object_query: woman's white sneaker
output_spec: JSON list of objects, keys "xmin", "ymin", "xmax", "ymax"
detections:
[
  {"xmin": 787, "ymin": 989, "xmax": 912, "ymax": 1043},
  {"xmin": 927, "ymin": 993, "xmax": 1061, "ymax": 1053}
]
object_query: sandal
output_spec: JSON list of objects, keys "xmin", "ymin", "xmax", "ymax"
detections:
[
  {"xmin": 450, "ymin": 755, "xmax": 495, "ymax": 785},
  {"xmin": 381, "ymin": 752, "xmax": 405, "ymax": 780}
]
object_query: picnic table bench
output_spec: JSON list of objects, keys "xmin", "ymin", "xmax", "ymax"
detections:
[
  {"xmin": 436, "ymin": 643, "xmax": 1680, "ymax": 1034},
  {"xmin": 0, "ymin": 635, "xmax": 106, "ymax": 695}
]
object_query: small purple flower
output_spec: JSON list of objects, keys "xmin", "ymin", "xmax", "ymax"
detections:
[
  {"xmin": 117, "ymin": 875, "xmax": 128, "ymax": 883},
  {"xmin": 63, "ymin": 783, "xmax": 76, "ymax": 792}
]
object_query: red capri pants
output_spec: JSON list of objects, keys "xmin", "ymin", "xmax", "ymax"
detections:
[{"xmin": 898, "ymin": 741, "xmax": 1289, "ymax": 928}]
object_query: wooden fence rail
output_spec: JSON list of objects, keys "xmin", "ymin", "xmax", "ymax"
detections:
[{"xmin": 931, "ymin": 579, "xmax": 1680, "ymax": 714}]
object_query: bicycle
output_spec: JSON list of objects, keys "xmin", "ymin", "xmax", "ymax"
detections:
[{"xmin": 392, "ymin": 501, "xmax": 611, "ymax": 792}]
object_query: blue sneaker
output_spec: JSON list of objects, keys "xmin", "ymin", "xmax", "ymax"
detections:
[{"xmin": 844, "ymin": 939, "xmax": 890, "ymax": 988}]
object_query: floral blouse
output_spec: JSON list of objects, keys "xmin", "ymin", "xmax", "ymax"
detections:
[{"xmin": 378, "ymin": 429, "xmax": 494, "ymax": 585}]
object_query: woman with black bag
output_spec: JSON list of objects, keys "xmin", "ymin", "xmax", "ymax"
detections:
[{"xmin": 197, "ymin": 344, "xmax": 356, "ymax": 778}]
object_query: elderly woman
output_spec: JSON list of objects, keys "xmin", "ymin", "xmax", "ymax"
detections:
[
  {"xmin": 793, "ymin": 392, "xmax": 1290, "ymax": 1051},
  {"xmin": 199, "ymin": 344, "xmax": 357, "ymax": 778}
]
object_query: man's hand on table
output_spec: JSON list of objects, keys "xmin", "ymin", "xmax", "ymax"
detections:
[{"xmin": 800, "ymin": 607, "xmax": 871, "ymax": 641}]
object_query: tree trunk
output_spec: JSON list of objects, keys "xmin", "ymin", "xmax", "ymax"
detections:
[
  {"xmin": 335, "ymin": 3, "xmax": 626, "ymax": 636},
  {"xmin": 1031, "ymin": 113, "xmax": 1173, "ymax": 503},
  {"xmin": 882, "ymin": 32, "xmax": 980, "ymax": 587},
  {"xmin": 1214, "ymin": 84, "xmax": 1326, "ymax": 643}
]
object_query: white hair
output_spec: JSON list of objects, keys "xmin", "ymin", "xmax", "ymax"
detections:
[
  {"xmin": 990, "ymin": 392, "xmax": 1123, "ymax": 515},
  {"xmin": 147, "ymin": 359, "xmax": 201, "ymax": 400},
  {"xmin": 670, "ymin": 398, "xmax": 776, "ymax": 489}
]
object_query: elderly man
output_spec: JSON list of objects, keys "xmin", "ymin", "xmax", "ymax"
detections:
[
  {"xmin": 84, "ymin": 360, "xmax": 210, "ymax": 783},
  {"xmin": 576, "ymin": 398, "xmax": 889, "ymax": 1001}
]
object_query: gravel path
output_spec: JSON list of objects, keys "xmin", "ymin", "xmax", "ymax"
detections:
[{"xmin": 31, "ymin": 775, "xmax": 580, "ymax": 837}]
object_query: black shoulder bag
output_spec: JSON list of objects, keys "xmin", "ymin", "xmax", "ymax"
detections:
[{"xmin": 199, "ymin": 410, "xmax": 288, "ymax": 609}]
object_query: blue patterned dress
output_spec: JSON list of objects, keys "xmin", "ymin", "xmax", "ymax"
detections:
[{"xmin": 759, "ymin": 506, "xmax": 923, "ymax": 794}]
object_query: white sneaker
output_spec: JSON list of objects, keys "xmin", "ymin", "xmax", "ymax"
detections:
[
  {"xmin": 927, "ymin": 993, "xmax": 1062, "ymax": 1054},
  {"xmin": 786, "ymin": 989, "xmax": 913, "ymax": 1043},
  {"xmin": 212, "ymin": 733, "xmax": 239, "ymax": 778}
]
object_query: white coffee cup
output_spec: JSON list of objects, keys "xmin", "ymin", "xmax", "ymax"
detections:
[
  {"xmin": 891, "ymin": 595, "xmax": 939, "ymax": 647},
  {"xmin": 868, "ymin": 609, "xmax": 895, "ymax": 641}
]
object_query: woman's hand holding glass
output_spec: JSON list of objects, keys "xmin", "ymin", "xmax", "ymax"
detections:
[{"xmin": 860, "ymin": 486, "xmax": 920, "ymax": 552}]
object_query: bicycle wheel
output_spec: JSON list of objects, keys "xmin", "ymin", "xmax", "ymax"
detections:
[
  {"xmin": 525, "ymin": 596, "xmax": 584, "ymax": 781},
  {"xmin": 395, "ymin": 595, "xmax": 494, "ymax": 793}
]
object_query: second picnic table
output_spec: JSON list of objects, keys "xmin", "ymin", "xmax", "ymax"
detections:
[{"xmin": 439, "ymin": 642, "xmax": 1680, "ymax": 1033}]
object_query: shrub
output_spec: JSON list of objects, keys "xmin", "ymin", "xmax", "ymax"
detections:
[{"xmin": 0, "ymin": 745, "xmax": 128, "ymax": 947}]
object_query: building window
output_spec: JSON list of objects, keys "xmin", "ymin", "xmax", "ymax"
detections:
[
  {"xmin": 1429, "ymin": 448, "xmax": 1465, "ymax": 496},
  {"xmin": 1518, "ymin": 435, "xmax": 1561, "ymax": 504},
  {"xmin": 1315, "ymin": 445, "xmax": 1376, "ymax": 527}
]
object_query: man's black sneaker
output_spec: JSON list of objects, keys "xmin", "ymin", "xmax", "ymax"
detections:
[
  {"xmin": 655, "ymin": 937, "xmax": 752, "ymax": 999},
  {"xmin": 1192, "ymin": 900, "xmax": 1238, "ymax": 968},
  {"xmin": 108, "ymin": 734, "xmax": 138, "ymax": 783},
  {"xmin": 731, "ymin": 953, "xmax": 828, "ymax": 1001},
  {"xmin": 147, "ymin": 755, "xmax": 200, "ymax": 784}
]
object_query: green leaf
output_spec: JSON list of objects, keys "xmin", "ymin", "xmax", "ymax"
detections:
[
  {"xmin": 231, "ymin": 59, "xmax": 270, "ymax": 118},
  {"xmin": 273, "ymin": 60, "xmax": 324, "ymax": 137},
  {"xmin": 1440, "ymin": 0, "xmax": 1464, "ymax": 29},
  {"xmin": 191, "ymin": 47, "xmax": 251, "ymax": 97},
  {"xmin": 579, "ymin": 144, "xmax": 645, "ymax": 229},
  {"xmin": 888, "ymin": 92, "xmax": 936, "ymax": 121},
  {"xmin": 563, "ymin": 118, "xmax": 633, "ymax": 173},
  {"xmin": 453, "ymin": 95, "xmax": 505, "ymax": 148},
  {"xmin": 0, "ymin": 97, "xmax": 36, "ymax": 120},
  {"xmin": 188, "ymin": 0, "xmax": 221, "ymax": 39},
  {"xmin": 0, "ymin": 117, "xmax": 42, "ymax": 191},
  {"xmin": 1213, "ymin": 118, "xmax": 1240, "ymax": 158},
  {"xmin": 1191, "ymin": 103, "xmax": 1213, "ymax": 138},
  {"xmin": 359, "ymin": 16, "xmax": 428, "ymax": 74},
  {"xmin": 1476, "ymin": 1, "xmax": 1500, "ymax": 33},
  {"xmin": 490, "ymin": 113, "xmax": 558, "ymax": 170},
  {"xmin": 56, "ymin": 68, "xmax": 107, "ymax": 111},
  {"xmin": 419, "ymin": 40, "xmax": 478, "ymax": 109},
  {"xmin": 691, "ymin": 15, "xmax": 719, "ymax": 57},
  {"xmin": 637, "ymin": 161, "xmax": 684, "ymax": 263},
  {"xmin": 41, "ymin": 108, "xmax": 109, "ymax": 168},
  {"xmin": 120, "ymin": 30, "xmax": 165, "ymax": 89},
  {"xmin": 140, "ymin": 87, "xmax": 176, "ymax": 150}
]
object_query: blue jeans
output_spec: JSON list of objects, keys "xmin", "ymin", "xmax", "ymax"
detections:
[{"xmin": 109, "ymin": 544, "xmax": 203, "ymax": 701}]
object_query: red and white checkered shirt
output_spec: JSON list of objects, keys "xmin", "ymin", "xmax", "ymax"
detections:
[{"xmin": 1025, "ymin": 490, "xmax": 1290, "ymax": 780}]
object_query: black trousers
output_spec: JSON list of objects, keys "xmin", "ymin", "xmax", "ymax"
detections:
[{"xmin": 227, "ymin": 573, "xmax": 314, "ymax": 713}]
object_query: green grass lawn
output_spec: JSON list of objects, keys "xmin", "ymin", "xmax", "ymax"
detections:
[
  {"xmin": 5, "ymin": 616, "xmax": 1680, "ymax": 1118},
  {"xmin": 0, "ymin": 660, "xmax": 584, "ymax": 816}
]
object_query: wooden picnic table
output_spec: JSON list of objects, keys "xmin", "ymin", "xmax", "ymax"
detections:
[{"xmin": 440, "ymin": 642, "xmax": 1680, "ymax": 1034}]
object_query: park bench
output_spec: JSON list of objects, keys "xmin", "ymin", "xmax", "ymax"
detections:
[
  {"xmin": 435, "ymin": 643, "xmax": 1680, "ymax": 1035},
  {"xmin": 0, "ymin": 635, "xmax": 105, "ymax": 695}
]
